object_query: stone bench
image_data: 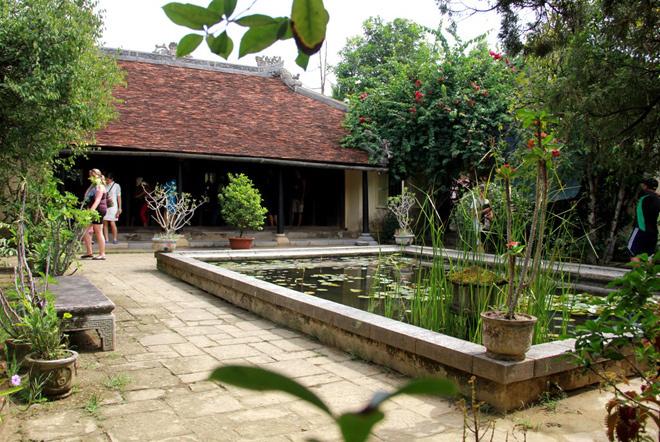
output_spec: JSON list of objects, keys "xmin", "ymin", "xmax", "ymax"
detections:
[{"xmin": 51, "ymin": 276, "xmax": 115, "ymax": 352}]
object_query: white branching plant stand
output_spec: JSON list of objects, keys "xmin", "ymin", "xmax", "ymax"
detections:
[{"xmin": 144, "ymin": 184, "xmax": 204, "ymax": 252}]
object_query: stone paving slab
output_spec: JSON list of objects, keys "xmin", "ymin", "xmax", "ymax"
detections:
[{"xmin": 2, "ymin": 252, "xmax": 657, "ymax": 442}]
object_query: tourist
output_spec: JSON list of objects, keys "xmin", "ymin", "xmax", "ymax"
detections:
[
  {"xmin": 135, "ymin": 177, "xmax": 152, "ymax": 227},
  {"xmin": 81, "ymin": 168, "xmax": 107, "ymax": 260},
  {"xmin": 291, "ymin": 170, "xmax": 306, "ymax": 227},
  {"xmin": 628, "ymin": 178, "xmax": 660, "ymax": 262},
  {"xmin": 103, "ymin": 172, "xmax": 122, "ymax": 244}
]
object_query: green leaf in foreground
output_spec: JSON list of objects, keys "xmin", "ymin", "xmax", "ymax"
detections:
[
  {"xmin": 210, "ymin": 365, "xmax": 332, "ymax": 415},
  {"xmin": 207, "ymin": 0, "xmax": 224, "ymax": 16},
  {"xmin": 238, "ymin": 18, "xmax": 290, "ymax": 58},
  {"xmin": 176, "ymin": 33, "xmax": 204, "ymax": 57},
  {"xmin": 337, "ymin": 411, "xmax": 385, "ymax": 442},
  {"xmin": 290, "ymin": 0, "xmax": 328, "ymax": 55},
  {"xmin": 295, "ymin": 51, "xmax": 310, "ymax": 70},
  {"xmin": 222, "ymin": 0, "xmax": 238, "ymax": 18},
  {"xmin": 163, "ymin": 2, "xmax": 222, "ymax": 31},
  {"xmin": 207, "ymin": 31, "xmax": 233, "ymax": 59}
]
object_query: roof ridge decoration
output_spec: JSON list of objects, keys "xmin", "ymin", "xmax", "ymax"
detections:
[{"xmin": 101, "ymin": 47, "xmax": 347, "ymax": 111}]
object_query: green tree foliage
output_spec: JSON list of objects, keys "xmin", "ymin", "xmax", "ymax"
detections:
[
  {"xmin": 219, "ymin": 173, "xmax": 267, "ymax": 237},
  {"xmin": 342, "ymin": 33, "xmax": 518, "ymax": 190},
  {"xmin": 332, "ymin": 17, "xmax": 435, "ymax": 101},
  {"xmin": 513, "ymin": 1, "xmax": 659, "ymax": 263},
  {"xmin": 0, "ymin": 0, "xmax": 123, "ymax": 212}
]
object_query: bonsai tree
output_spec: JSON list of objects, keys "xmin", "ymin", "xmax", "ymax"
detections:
[
  {"xmin": 144, "ymin": 182, "xmax": 204, "ymax": 239},
  {"xmin": 219, "ymin": 173, "xmax": 267, "ymax": 237},
  {"xmin": 387, "ymin": 182, "xmax": 416, "ymax": 235}
]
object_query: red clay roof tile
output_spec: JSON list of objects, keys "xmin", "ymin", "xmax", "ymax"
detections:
[{"xmin": 95, "ymin": 57, "xmax": 370, "ymax": 166}]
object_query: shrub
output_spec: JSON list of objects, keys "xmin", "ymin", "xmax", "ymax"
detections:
[{"xmin": 219, "ymin": 174, "xmax": 267, "ymax": 237}]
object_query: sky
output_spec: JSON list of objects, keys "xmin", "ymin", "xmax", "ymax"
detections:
[{"xmin": 97, "ymin": 0, "xmax": 501, "ymax": 94}]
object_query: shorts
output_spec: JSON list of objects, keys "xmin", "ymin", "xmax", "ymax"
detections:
[
  {"xmin": 92, "ymin": 208, "xmax": 106, "ymax": 225},
  {"xmin": 628, "ymin": 227, "xmax": 658, "ymax": 256},
  {"xmin": 103, "ymin": 206, "xmax": 118, "ymax": 222}
]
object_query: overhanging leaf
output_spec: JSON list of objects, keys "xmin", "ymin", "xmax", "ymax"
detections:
[
  {"xmin": 236, "ymin": 14, "xmax": 276, "ymax": 27},
  {"xmin": 176, "ymin": 33, "xmax": 204, "ymax": 57},
  {"xmin": 207, "ymin": 31, "xmax": 233, "ymax": 59},
  {"xmin": 210, "ymin": 365, "xmax": 332, "ymax": 415},
  {"xmin": 295, "ymin": 51, "xmax": 310, "ymax": 69},
  {"xmin": 223, "ymin": 0, "xmax": 238, "ymax": 18},
  {"xmin": 163, "ymin": 3, "xmax": 222, "ymax": 31},
  {"xmin": 337, "ymin": 411, "xmax": 385, "ymax": 442},
  {"xmin": 364, "ymin": 378, "xmax": 458, "ymax": 410},
  {"xmin": 207, "ymin": 0, "xmax": 224, "ymax": 15},
  {"xmin": 238, "ymin": 22, "xmax": 283, "ymax": 58},
  {"xmin": 290, "ymin": 0, "xmax": 328, "ymax": 55}
]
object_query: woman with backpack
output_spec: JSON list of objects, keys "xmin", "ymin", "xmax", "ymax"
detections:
[{"xmin": 81, "ymin": 168, "xmax": 107, "ymax": 260}]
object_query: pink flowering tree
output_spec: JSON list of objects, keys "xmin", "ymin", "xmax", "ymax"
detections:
[{"xmin": 342, "ymin": 35, "xmax": 519, "ymax": 191}]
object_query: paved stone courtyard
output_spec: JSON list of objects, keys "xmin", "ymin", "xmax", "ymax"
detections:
[{"xmin": 1, "ymin": 252, "xmax": 654, "ymax": 441}]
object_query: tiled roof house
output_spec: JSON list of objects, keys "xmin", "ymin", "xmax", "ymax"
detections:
[{"xmin": 79, "ymin": 49, "xmax": 386, "ymax": 238}]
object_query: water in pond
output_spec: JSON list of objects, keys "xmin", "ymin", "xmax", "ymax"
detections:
[
  {"xmin": 216, "ymin": 255, "xmax": 600, "ymax": 342},
  {"xmin": 218, "ymin": 255, "xmax": 418, "ymax": 313}
]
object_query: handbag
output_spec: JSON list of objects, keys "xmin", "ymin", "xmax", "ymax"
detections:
[{"xmin": 106, "ymin": 183, "xmax": 115, "ymax": 208}]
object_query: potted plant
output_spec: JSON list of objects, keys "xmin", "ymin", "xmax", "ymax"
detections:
[
  {"xmin": 387, "ymin": 182, "xmax": 416, "ymax": 246},
  {"xmin": 481, "ymin": 112, "xmax": 559, "ymax": 361},
  {"xmin": 219, "ymin": 173, "xmax": 267, "ymax": 250},
  {"xmin": 144, "ymin": 181, "xmax": 204, "ymax": 253},
  {"xmin": 448, "ymin": 266, "xmax": 506, "ymax": 314},
  {"xmin": 22, "ymin": 293, "xmax": 77, "ymax": 399}
]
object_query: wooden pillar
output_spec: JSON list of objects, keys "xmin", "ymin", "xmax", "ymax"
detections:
[
  {"xmin": 277, "ymin": 168, "xmax": 284, "ymax": 235},
  {"xmin": 362, "ymin": 170, "xmax": 369, "ymax": 234},
  {"xmin": 357, "ymin": 170, "xmax": 376, "ymax": 245}
]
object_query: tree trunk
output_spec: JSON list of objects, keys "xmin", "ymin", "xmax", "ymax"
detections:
[
  {"xmin": 585, "ymin": 161, "xmax": 599, "ymax": 263},
  {"xmin": 602, "ymin": 183, "xmax": 627, "ymax": 264}
]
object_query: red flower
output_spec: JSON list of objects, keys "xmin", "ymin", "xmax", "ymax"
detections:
[
  {"xmin": 481, "ymin": 90, "xmax": 489, "ymax": 97},
  {"xmin": 506, "ymin": 241, "xmax": 520, "ymax": 249},
  {"xmin": 527, "ymin": 139, "xmax": 535, "ymax": 149},
  {"xmin": 415, "ymin": 90, "xmax": 424, "ymax": 102},
  {"xmin": 359, "ymin": 116, "xmax": 366, "ymax": 124},
  {"xmin": 489, "ymin": 50, "xmax": 502, "ymax": 60},
  {"xmin": 551, "ymin": 149, "xmax": 560, "ymax": 158},
  {"xmin": 409, "ymin": 107, "xmax": 417, "ymax": 114},
  {"xmin": 470, "ymin": 81, "xmax": 480, "ymax": 91},
  {"xmin": 415, "ymin": 79, "xmax": 422, "ymax": 88},
  {"xmin": 540, "ymin": 131, "xmax": 548, "ymax": 138},
  {"xmin": 359, "ymin": 92, "xmax": 368, "ymax": 101}
]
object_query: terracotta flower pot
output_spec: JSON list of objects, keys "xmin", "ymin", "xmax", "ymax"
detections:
[
  {"xmin": 5, "ymin": 339, "xmax": 31, "ymax": 370},
  {"xmin": 481, "ymin": 311, "xmax": 537, "ymax": 361},
  {"xmin": 228, "ymin": 237, "xmax": 255, "ymax": 249},
  {"xmin": 25, "ymin": 350, "xmax": 78, "ymax": 399}
]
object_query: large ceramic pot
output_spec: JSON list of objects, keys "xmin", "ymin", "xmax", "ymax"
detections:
[
  {"xmin": 393, "ymin": 230, "xmax": 414, "ymax": 246},
  {"xmin": 25, "ymin": 350, "xmax": 78, "ymax": 399},
  {"xmin": 228, "ymin": 237, "xmax": 255, "ymax": 250},
  {"xmin": 5, "ymin": 339, "xmax": 31, "ymax": 370},
  {"xmin": 152, "ymin": 236, "xmax": 177, "ymax": 253},
  {"xmin": 481, "ymin": 311, "xmax": 537, "ymax": 361}
]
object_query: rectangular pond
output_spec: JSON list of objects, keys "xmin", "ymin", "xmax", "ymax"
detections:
[{"xmin": 156, "ymin": 246, "xmax": 633, "ymax": 411}]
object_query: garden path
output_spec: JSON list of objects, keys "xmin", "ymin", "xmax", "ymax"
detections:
[{"xmin": 2, "ymin": 252, "xmax": 652, "ymax": 441}]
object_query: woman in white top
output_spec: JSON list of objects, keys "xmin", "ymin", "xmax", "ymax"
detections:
[{"xmin": 103, "ymin": 172, "xmax": 122, "ymax": 244}]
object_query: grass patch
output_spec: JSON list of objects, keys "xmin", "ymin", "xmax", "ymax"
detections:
[
  {"xmin": 84, "ymin": 393, "xmax": 101, "ymax": 417},
  {"xmin": 103, "ymin": 373, "xmax": 131, "ymax": 391}
]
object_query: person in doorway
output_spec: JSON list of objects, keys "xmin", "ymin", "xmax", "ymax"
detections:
[
  {"xmin": 628, "ymin": 178, "xmax": 660, "ymax": 261},
  {"xmin": 135, "ymin": 177, "xmax": 152, "ymax": 227},
  {"xmin": 291, "ymin": 170, "xmax": 306, "ymax": 227},
  {"xmin": 103, "ymin": 172, "xmax": 122, "ymax": 244},
  {"xmin": 81, "ymin": 168, "xmax": 107, "ymax": 260}
]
